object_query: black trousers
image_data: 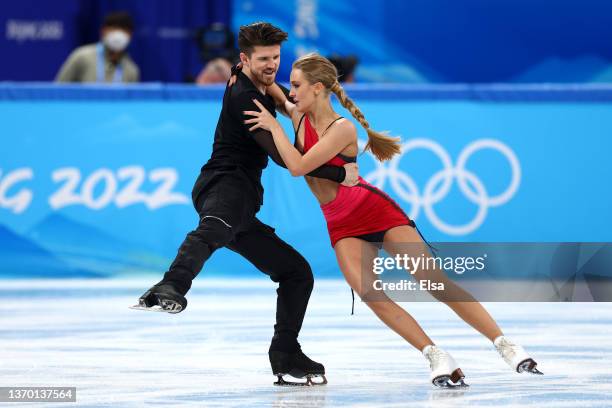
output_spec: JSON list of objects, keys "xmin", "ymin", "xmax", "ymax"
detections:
[{"xmin": 161, "ymin": 171, "xmax": 313, "ymax": 352}]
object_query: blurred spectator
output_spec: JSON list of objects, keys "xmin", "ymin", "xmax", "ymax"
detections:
[
  {"xmin": 192, "ymin": 23, "xmax": 238, "ymax": 84},
  {"xmin": 196, "ymin": 58, "xmax": 233, "ymax": 85},
  {"xmin": 56, "ymin": 11, "xmax": 140, "ymax": 83},
  {"xmin": 196, "ymin": 23, "xmax": 238, "ymax": 65},
  {"xmin": 328, "ymin": 54, "xmax": 359, "ymax": 83}
]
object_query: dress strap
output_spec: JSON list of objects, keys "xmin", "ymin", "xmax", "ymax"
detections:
[
  {"xmin": 294, "ymin": 114, "xmax": 306, "ymax": 135},
  {"xmin": 321, "ymin": 116, "xmax": 344, "ymax": 137}
]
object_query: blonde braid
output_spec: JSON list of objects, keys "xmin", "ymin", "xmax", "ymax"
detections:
[{"xmin": 331, "ymin": 81, "xmax": 400, "ymax": 161}]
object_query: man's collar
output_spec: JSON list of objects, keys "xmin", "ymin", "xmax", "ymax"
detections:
[{"xmin": 240, "ymin": 70, "xmax": 267, "ymax": 95}]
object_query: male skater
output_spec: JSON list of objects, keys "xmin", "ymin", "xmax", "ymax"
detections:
[{"xmin": 133, "ymin": 22, "xmax": 358, "ymax": 386}]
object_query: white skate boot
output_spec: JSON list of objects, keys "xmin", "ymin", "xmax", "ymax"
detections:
[
  {"xmin": 422, "ymin": 345, "xmax": 468, "ymax": 388},
  {"xmin": 494, "ymin": 336, "xmax": 543, "ymax": 375}
]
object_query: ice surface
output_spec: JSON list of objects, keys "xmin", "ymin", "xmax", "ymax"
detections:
[{"xmin": 1, "ymin": 279, "xmax": 611, "ymax": 407}]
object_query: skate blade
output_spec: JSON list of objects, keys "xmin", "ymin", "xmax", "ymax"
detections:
[
  {"xmin": 129, "ymin": 299, "xmax": 183, "ymax": 314},
  {"xmin": 129, "ymin": 304, "xmax": 166, "ymax": 312},
  {"xmin": 433, "ymin": 369, "xmax": 469, "ymax": 388},
  {"xmin": 274, "ymin": 374, "xmax": 327, "ymax": 387},
  {"xmin": 518, "ymin": 359, "xmax": 543, "ymax": 375}
]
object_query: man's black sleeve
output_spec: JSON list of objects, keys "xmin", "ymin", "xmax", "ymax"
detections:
[{"xmin": 253, "ymin": 130, "xmax": 346, "ymax": 182}]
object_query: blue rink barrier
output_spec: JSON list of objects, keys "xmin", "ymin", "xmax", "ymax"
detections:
[{"xmin": 1, "ymin": 84, "xmax": 611, "ymax": 278}]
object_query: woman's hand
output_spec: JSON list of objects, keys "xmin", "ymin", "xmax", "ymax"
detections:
[
  {"xmin": 244, "ymin": 99, "xmax": 281, "ymax": 132},
  {"xmin": 227, "ymin": 62, "xmax": 243, "ymax": 86}
]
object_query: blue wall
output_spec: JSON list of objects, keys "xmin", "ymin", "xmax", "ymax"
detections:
[
  {"xmin": 233, "ymin": 0, "xmax": 612, "ymax": 83},
  {"xmin": 1, "ymin": 84, "xmax": 611, "ymax": 278},
  {"xmin": 3, "ymin": 1, "xmax": 612, "ymax": 83}
]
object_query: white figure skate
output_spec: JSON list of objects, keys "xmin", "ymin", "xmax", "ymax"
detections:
[
  {"xmin": 494, "ymin": 336, "xmax": 543, "ymax": 375},
  {"xmin": 422, "ymin": 345, "xmax": 469, "ymax": 388}
]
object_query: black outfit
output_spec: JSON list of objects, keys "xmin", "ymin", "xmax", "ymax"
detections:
[{"xmin": 158, "ymin": 72, "xmax": 345, "ymax": 352}]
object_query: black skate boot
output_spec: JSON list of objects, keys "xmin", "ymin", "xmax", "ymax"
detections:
[
  {"xmin": 269, "ymin": 349, "xmax": 327, "ymax": 386},
  {"xmin": 130, "ymin": 282, "xmax": 187, "ymax": 314}
]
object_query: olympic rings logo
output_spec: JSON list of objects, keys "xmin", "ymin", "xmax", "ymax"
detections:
[{"xmin": 360, "ymin": 138, "xmax": 521, "ymax": 235}]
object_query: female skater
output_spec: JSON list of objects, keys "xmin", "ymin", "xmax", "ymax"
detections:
[{"xmin": 243, "ymin": 53, "xmax": 542, "ymax": 387}]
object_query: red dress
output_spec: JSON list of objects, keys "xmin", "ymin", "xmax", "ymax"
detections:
[{"xmin": 302, "ymin": 115, "xmax": 414, "ymax": 247}]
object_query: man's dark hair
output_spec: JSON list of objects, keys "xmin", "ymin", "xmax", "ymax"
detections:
[
  {"xmin": 102, "ymin": 11, "xmax": 134, "ymax": 32},
  {"xmin": 238, "ymin": 22, "xmax": 288, "ymax": 56}
]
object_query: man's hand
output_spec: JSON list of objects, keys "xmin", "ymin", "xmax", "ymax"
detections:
[
  {"xmin": 341, "ymin": 162, "xmax": 359, "ymax": 186},
  {"xmin": 227, "ymin": 62, "xmax": 243, "ymax": 87}
]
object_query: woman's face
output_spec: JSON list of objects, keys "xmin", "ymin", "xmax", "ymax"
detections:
[{"xmin": 289, "ymin": 69, "xmax": 319, "ymax": 112}]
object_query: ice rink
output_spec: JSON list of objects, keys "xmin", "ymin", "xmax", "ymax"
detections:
[{"xmin": 2, "ymin": 279, "xmax": 612, "ymax": 407}]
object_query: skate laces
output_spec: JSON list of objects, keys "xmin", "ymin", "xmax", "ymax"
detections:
[
  {"xmin": 495, "ymin": 337, "xmax": 517, "ymax": 362},
  {"xmin": 424, "ymin": 346, "xmax": 448, "ymax": 369}
]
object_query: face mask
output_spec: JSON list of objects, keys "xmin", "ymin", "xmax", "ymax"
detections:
[{"xmin": 103, "ymin": 30, "xmax": 130, "ymax": 52}]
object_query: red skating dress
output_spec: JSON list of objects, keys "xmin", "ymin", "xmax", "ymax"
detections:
[{"xmin": 301, "ymin": 115, "xmax": 415, "ymax": 247}]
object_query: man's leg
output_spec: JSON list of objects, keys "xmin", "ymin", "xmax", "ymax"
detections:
[
  {"xmin": 227, "ymin": 218, "xmax": 325, "ymax": 384},
  {"xmin": 159, "ymin": 214, "xmax": 233, "ymax": 295},
  {"xmin": 227, "ymin": 218, "xmax": 314, "ymax": 352},
  {"xmin": 139, "ymin": 175, "xmax": 249, "ymax": 310}
]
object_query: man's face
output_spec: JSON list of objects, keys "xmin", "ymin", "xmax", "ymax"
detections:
[{"xmin": 242, "ymin": 45, "xmax": 281, "ymax": 86}]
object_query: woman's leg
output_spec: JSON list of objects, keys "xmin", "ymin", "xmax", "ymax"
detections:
[
  {"xmin": 383, "ymin": 226, "xmax": 503, "ymax": 342},
  {"xmin": 334, "ymin": 237, "xmax": 434, "ymax": 351}
]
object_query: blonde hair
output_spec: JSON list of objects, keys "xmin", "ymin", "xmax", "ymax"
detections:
[{"xmin": 293, "ymin": 53, "xmax": 401, "ymax": 161}]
